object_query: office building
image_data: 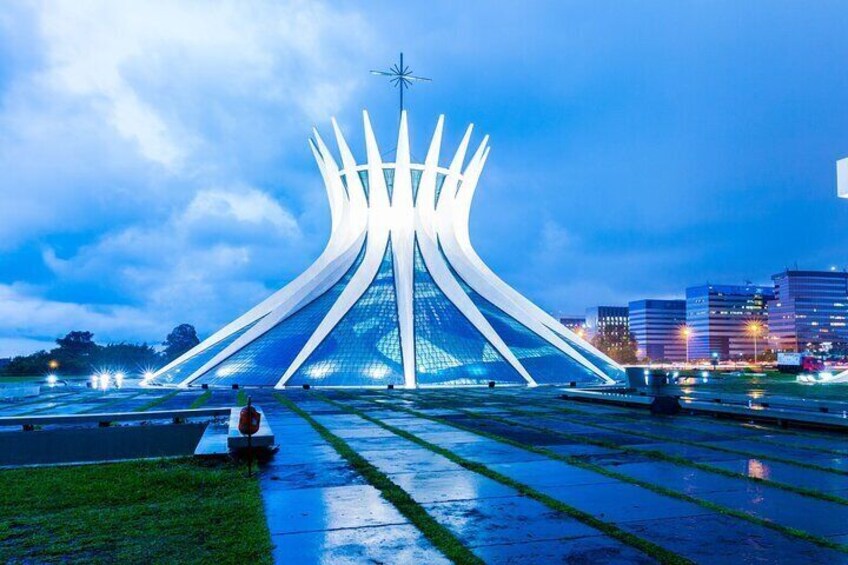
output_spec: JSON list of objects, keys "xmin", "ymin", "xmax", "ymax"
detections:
[
  {"xmin": 768, "ymin": 270, "xmax": 848, "ymax": 353},
  {"xmin": 558, "ymin": 315, "xmax": 586, "ymax": 335},
  {"xmin": 628, "ymin": 299, "xmax": 686, "ymax": 362},
  {"xmin": 685, "ymin": 284, "xmax": 774, "ymax": 360},
  {"xmin": 585, "ymin": 306, "xmax": 629, "ymax": 342}
]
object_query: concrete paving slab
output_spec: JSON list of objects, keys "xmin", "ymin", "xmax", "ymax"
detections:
[
  {"xmin": 613, "ymin": 461, "xmax": 749, "ymax": 496},
  {"xmin": 707, "ymin": 457, "xmax": 848, "ymax": 493},
  {"xmin": 391, "ymin": 470, "xmax": 515, "ymax": 503},
  {"xmin": 706, "ymin": 487, "xmax": 848, "ymax": 537},
  {"xmin": 620, "ymin": 514, "xmax": 844, "ymax": 564},
  {"xmin": 469, "ymin": 534, "xmax": 658, "ymax": 564},
  {"xmin": 262, "ymin": 460, "xmax": 367, "ymax": 490},
  {"xmin": 540, "ymin": 482, "xmax": 709, "ymax": 524},
  {"xmin": 271, "ymin": 523, "xmax": 451, "ymax": 565},
  {"xmin": 355, "ymin": 447, "xmax": 461, "ymax": 475},
  {"xmin": 487, "ymin": 460, "xmax": 619, "ymax": 488},
  {"xmin": 422, "ymin": 495, "xmax": 597, "ymax": 546},
  {"xmin": 262, "ymin": 484, "xmax": 407, "ymax": 535}
]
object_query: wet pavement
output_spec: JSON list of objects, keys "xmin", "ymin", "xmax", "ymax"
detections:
[{"xmin": 3, "ymin": 384, "xmax": 848, "ymax": 563}]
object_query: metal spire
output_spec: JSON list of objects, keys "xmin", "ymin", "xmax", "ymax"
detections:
[{"xmin": 371, "ymin": 52, "xmax": 431, "ymax": 117}]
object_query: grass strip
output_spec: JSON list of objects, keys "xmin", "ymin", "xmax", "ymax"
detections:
[
  {"xmin": 237, "ymin": 390, "xmax": 249, "ymax": 407},
  {"xmin": 189, "ymin": 390, "xmax": 213, "ymax": 409},
  {"xmin": 273, "ymin": 393, "xmax": 482, "ymax": 565},
  {"xmin": 435, "ymin": 399, "xmax": 848, "ymax": 508},
  {"xmin": 345, "ymin": 390, "xmax": 848, "ymax": 555},
  {"xmin": 315, "ymin": 392, "xmax": 692, "ymax": 565},
  {"xmin": 134, "ymin": 390, "xmax": 180, "ymax": 412}
]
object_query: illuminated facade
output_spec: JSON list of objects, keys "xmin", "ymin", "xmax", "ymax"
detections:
[
  {"xmin": 768, "ymin": 270, "xmax": 848, "ymax": 353},
  {"xmin": 686, "ymin": 284, "xmax": 774, "ymax": 360},
  {"xmin": 152, "ymin": 112, "xmax": 623, "ymax": 388},
  {"xmin": 628, "ymin": 299, "xmax": 686, "ymax": 362}
]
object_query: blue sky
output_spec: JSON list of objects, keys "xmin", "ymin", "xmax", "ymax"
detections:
[{"xmin": 2, "ymin": 1, "xmax": 848, "ymax": 356}]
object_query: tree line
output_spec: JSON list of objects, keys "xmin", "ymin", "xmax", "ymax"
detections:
[{"xmin": 0, "ymin": 324, "xmax": 201, "ymax": 377}]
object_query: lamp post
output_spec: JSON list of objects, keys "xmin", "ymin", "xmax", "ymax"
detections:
[
  {"xmin": 747, "ymin": 321, "xmax": 763, "ymax": 364},
  {"xmin": 680, "ymin": 326, "xmax": 693, "ymax": 366}
]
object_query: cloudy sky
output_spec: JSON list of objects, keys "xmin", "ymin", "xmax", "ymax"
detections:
[{"xmin": 2, "ymin": 1, "xmax": 848, "ymax": 356}]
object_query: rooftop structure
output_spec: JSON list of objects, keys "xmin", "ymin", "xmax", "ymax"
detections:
[{"xmin": 151, "ymin": 112, "xmax": 622, "ymax": 388}]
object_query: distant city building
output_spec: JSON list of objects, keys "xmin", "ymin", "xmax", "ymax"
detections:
[
  {"xmin": 558, "ymin": 315, "xmax": 586, "ymax": 335},
  {"xmin": 628, "ymin": 299, "xmax": 686, "ymax": 362},
  {"xmin": 768, "ymin": 270, "xmax": 848, "ymax": 353},
  {"xmin": 686, "ymin": 284, "xmax": 774, "ymax": 360},
  {"xmin": 585, "ymin": 306, "xmax": 629, "ymax": 341}
]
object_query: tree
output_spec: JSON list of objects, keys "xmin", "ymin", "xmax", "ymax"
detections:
[
  {"xmin": 591, "ymin": 326, "xmax": 638, "ymax": 365},
  {"xmin": 98, "ymin": 343, "xmax": 161, "ymax": 370},
  {"xmin": 55, "ymin": 331, "xmax": 97, "ymax": 358},
  {"xmin": 162, "ymin": 324, "xmax": 200, "ymax": 362}
]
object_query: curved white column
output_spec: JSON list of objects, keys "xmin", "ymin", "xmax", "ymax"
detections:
[
  {"xmin": 275, "ymin": 110, "xmax": 393, "ymax": 388},
  {"xmin": 416, "ymin": 120, "xmax": 536, "ymax": 386},
  {"xmin": 391, "ymin": 112, "xmax": 417, "ymax": 388},
  {"xmin": 439, "ymin": 141, "xmax": 615, "ymax": 383}
]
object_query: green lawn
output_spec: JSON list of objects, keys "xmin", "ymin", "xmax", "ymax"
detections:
[{"xmin": 0, "ymin": 458, "xmax": 271, "ymax": 564}]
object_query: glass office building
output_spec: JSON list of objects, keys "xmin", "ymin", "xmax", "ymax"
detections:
[
  {"xmin": 585, "ymin": 306, "xmax": 629, "ymax": 342},
  {"xmin": 768, "ymin": 270, "xmax": 848, "ymax": 353},
  {"xmin": 685, "ymin": 284, "xmax": 774, "ymax": 361},
  {"xmin": 152, "ymin": 113, "xmax": 623, "ymax": 388},
  {"xmin": 628, "ymin": 299, "xmax": 686, "ymax": 362}
]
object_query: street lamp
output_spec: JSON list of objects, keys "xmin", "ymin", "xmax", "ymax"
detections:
[
  {"xmin": 746, "ymin": 320, "xmax": 763, "ymax": 364},
  {"xmin": 680, "ymin": 325, "xmax": 693, "ymax": 365}
]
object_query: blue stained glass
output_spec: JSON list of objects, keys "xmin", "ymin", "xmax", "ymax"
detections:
[
  {"xmin": 413, "ymin": 240, "xmax": 525, "ymax": 386},
  {"xmin": 190, "ymin": 241, "xmax": 368, "ymax": 387},
  {"xmin": 383, "ymin": 168, "xmax": 394, "ymax": 202},
  {"xmin": 550, "ymin": 326, "xmax": 626, "ymax": 382},
  {"xmin": 434, "ymin": 173, "xmax": 446, "ymax": 207},
  {"xmin": 453, "ymin": 275, "xmax": 606, "ymax": 385},
  {"xmin": 411, "ymin": 169, "xmax": 422, "ymax": 203},
  {"xmin": 288, "ymin": 239, "xmax": 404, "ymax": 387},
  {"xmin": 156, "ymin": 318, "xmax": 263, "ymax": 385},
  {"xmin": 357, "ymin": 170, "xmax": 369, "ymax": 202}
]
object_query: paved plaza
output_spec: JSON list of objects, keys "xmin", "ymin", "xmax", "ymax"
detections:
[{"xmin": 4, "ymin": 384, "xmax": 848, "ymax": 563}]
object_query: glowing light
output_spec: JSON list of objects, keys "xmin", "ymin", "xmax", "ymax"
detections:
[
  {"xmin": 46, "ymin": 374, "xmax": 57, "ymax": 386},
  {"xmin": 114, "ymin": 372, "xmax": 125, "ymax": 388},
  {"xmin": 91, "ymin": 374, "xmax": 99, "ymax": 388},
  {"xmin": 746, "ymin": 321, "xmax": 763, "ymax": 336},
  {"xmin": 98, "ymin": 373, "xmax": 110, "ymax": 390},
  {"xmin": 747, "ymin": 459, "xmax": 770, "ymax": 480},
  {"xmin": 307, "ymin": 362, "xmax": 337, "ymax": 379},
  {"xmin": 366, "ymin": 365, "xmax": 390, "ymax": 380},
  {"xmin": 48, "ymin": 359, "xmax": 60, "ymax": 370},
  {"xmin": 215, "ymin": 365, "xmax": 238, "ymax": 378},
  {"xmin": 142, "ymin": 371, "xmax": 155, "ymax": 382},
  {"xmin": 679, "ymin": 326, "xmax": 693, "ymax": 339},
  {"xmin": 700, "ymin": 371, "xmax": 710, "ymax": 378}
]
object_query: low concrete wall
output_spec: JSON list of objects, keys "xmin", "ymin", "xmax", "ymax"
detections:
[{"xmin": 0, "ymin": 423, "xmax": 207, "ymax": 467}]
